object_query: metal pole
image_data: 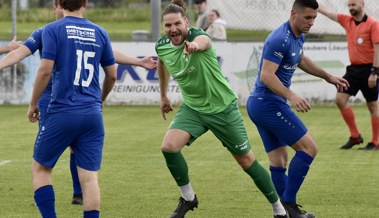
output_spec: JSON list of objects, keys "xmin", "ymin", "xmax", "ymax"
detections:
[
  {"xmin": 122, "ymin": 0, "xmax": 126, "ymax": 17},
  {"xmin": 188, "ymin": 0, "xmax": 194, "ymax": 27},
  {"xmin": 12, "ymin": 0, "xmax": 17, "ymax": 102},
  {"xmin": 12, "ymin": 0, "xmax": 17, "ymax": 36},
  {"xmin": 150, "ymin": 0, "xmax": 161, "ymax": 42}
]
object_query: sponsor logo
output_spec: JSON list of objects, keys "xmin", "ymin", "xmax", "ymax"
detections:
[
  {"xmin": 234, "ymin": 140, "xmax": 249, "ymax": 151},
  {"xmin": 66, "ymin": 26, "xmax": 96, "ymax": 42},
  {"xmin": 283, "ymin": 64, "xmax": 298, "ymax": 70},
  {"xmin": 274, "ymin": 51, "xmax": 283, "ymax": 58}
]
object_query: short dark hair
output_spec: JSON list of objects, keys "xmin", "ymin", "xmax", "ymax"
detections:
[
  {"xmin": 59, "ymin": 0, "xmax": 86, "ymax": 12},
  {"xmin": 293, "ymin": 0, "xmax": 318, "ymax": 10}
]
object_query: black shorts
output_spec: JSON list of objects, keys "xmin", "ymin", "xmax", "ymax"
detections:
[{"xmin": 342, "ymin": 64, "xmax": 379, "ymax": 102}]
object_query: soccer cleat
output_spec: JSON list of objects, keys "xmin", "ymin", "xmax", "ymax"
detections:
[
  {"xmin": 340, "ymin": 135, "xmax": 363, "ymax": 149},
  {"xmin": 169, "ymin": 195, "xmax": 198, "ymax": 218},
  {"xmin": 358, "ymin": 142, "xmax": 377, "ymax": 150},
  {"xmin": 71, "ymin": 194, "xmax": 83, "ymax": 205},
  {"xmin": 280, "ymin": 199, "xmax": 315, "ymax": 218}
]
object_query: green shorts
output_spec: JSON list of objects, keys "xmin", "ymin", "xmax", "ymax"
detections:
[{"xmin": 168, "ymin": 100, "xmax": 251, "ymax": 155}]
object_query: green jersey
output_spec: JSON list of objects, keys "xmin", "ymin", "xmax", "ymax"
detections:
[{"xmin": 155, "ymin": 27, "xmax": 236, "ymax": 114}]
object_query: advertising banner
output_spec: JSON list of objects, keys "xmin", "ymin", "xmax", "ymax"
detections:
[{"xmin": 1, "ymin": 42, "xmax": 358, "ymax": 106}]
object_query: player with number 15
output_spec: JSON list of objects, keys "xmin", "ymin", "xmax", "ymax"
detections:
[{"xmin": 27, "ymin": 0, "xmax": 116, "ymax": 217}]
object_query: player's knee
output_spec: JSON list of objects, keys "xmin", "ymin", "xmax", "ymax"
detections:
[{"xmin": 161, "ymin": 141, "xmax": 183, "ymax": 152}]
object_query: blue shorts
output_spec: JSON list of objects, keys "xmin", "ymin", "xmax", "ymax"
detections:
[
  {"xmin": 37, "ymin": 98, "xmax": 50, "ymax": 127},
  {"xmin": 246, "ymin": 95, "xmax": 308, "ymax": 152},
  {"xmin": 33, "ymin": 113, "xmax": 104, "ymax": 171}
]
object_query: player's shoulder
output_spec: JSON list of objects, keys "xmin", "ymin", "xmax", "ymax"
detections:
[
  {"xmin": 187, "ymin": 26, "xmax": 210, "ymax": 42},
  {"xmin": 43, "ymin": 18, "xmax": 66, "ymax": 32},
  {"xmin": 84, "ymin": 19, "xmax": 108, "ymax": 33},
  {"xmin": 337, "ymin": 14, "xmax": 353, "ymax": 23},
  {"xmin": 267, "ymin": 22, "xmax": 289, "ymax": 43},
  {"xmin": 26, "ymin": 26, "xmax": 44, "ymax": 44},
  {"xmin": 366, "ymin": 16, "xmax": 379, "ymax": 25},
  {"xmin": 30, "ymin": 27, "xmax": 44, "ymax": 37},
  {"xmin": 155, "ymin": 35, "xmax": 171, "ymax": 49}
]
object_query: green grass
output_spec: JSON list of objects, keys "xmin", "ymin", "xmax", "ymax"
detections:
[{"xmin": 0, "ymin": 105, "xmax": 378, "ymax": 217}]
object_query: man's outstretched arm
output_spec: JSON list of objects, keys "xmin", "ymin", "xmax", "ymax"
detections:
[{"xmin": 318, "ymin": 4, "xmax": 338, "ymax": 22}]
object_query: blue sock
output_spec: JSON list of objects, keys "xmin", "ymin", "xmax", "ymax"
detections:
[
  {"xmin": 282, "ymin": 151, "xmax": 313, "ymax": 203},
  {"xmin": 34, "ymin": 185, "xmax": 56, "ymax": 218},
  {"xmin": 84, "ymin": 210, "xmax": 100, "ymax": 218},
  {"xmin": 270, "ymin": 166, "xmax": 287, "ymax": 197},
  {"xmin": 70, "ymin": 153, "xmax": 82, "ymax": 195}
]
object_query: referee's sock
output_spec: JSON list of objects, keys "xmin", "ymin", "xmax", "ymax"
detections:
[
  {"xmin": 341, "ymin": 107, "xmax": 360, "ymax": 138},
  {"xmin": 371, "ymin": 116, "xmax": 379, "ymax": 145}
]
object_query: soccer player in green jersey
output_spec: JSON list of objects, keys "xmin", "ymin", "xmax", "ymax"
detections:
[{"xmin": 155, "ymin": 1, "xmax": 288, "ymax": 218}]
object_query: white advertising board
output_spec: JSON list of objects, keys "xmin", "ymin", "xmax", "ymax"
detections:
[{"xmin": 1, "ymin": 41, "xmax": 362, "ymax": 106}]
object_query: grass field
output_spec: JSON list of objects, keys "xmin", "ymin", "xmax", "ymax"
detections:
[{"xmin": 0, "ymin": 105, "xmax": 378, "ymax": 217}]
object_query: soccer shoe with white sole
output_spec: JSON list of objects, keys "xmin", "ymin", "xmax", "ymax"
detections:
[
  {"xmin": 169, "ymin": 195, "xmax": 198, "ymax": 218},
  {"xmin": 281, "ymin": 199, "xmax": 315, "ymax": 218}
]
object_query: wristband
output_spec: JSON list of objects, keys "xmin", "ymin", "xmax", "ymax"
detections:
[{"xmin": 371, "ymin": 66, "xmax": 379, "ymax": 76}]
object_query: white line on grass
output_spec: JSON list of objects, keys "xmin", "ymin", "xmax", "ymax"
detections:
[{"xmin": 0, "ymin": 160, "xmax": 11, "ymax": 166}]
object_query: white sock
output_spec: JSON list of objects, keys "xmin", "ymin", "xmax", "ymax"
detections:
[
  {"xmin": 272, "ymin": 199, "xmax": 287, "ymax": 215},
  {"xmin": 179, "ymin": 183, "xmax": 195, "ymax": 201}
]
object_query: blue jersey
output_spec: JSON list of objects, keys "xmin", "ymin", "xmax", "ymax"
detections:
[
  {"xmin": 251, "ymin": 21, "xmax": 304, "ymax": 102},
  {"xmin": 24, "ymin": 27, "xmax": 52, "ymax": 102},
  {"xmin": 41, "ymin": 16, "xmax": 115, "ymax": 114}
]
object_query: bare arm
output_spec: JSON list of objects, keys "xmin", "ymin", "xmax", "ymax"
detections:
[
  {"xmin": 158, "ymin": 58, "xmax": 173, "ymax": 120},
  {"xmin": 0, "ymin": 36, "xmax": 22, "ymax": 55},
  {"xmin": 298, "ymin": 55, "xmax": 349, "ymax": 92},
  {"xmin": 374, "ymin": 44, "xmax": 379, "ymax": 67},
  {"xmin": 27, "ymin": 59, "xmax": 54, "ymax": 122},
  {"xmin": 298, "ymin": 55, "xmax": 331, "ymax": 79},
  {"xmin": 101, "ymin": 64, "xmax": 117, "ymax": 102},
  {"xmin": 318, "ymin": 4, "xmax": 338, "ymax": 22},
  {"xmin": 0, "ymin": 45, "xmax": 32, "ymax": 70},
  {"xmin": 113, "ymin": 50, "xmax": 157, "ymax": 70},
  {"xmin": 184, "ymin": 35, "xmax": 211, "ymax": 55},
  {"xmin": 260, "ymin": 59, "xmax": 311, "ymax": 112},
  {"xmin": 368, "ymin": 43, "xmax": 379, "ymax": 88},
  {"xmin": 260, "ymin": 59, "xmax": 297, "ymax": 100}
]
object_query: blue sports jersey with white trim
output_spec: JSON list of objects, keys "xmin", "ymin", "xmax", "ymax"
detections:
[
  {"xmin": 251, "ymin": 21, "xmax": 304, "ymax": 101},
  {"xmin": 24, "ymin": 27, "xmax": 52, "ymax": 102},
  {"xmin": 41, "ymin": 16, "xmax": 115, "ymax": 114}
]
